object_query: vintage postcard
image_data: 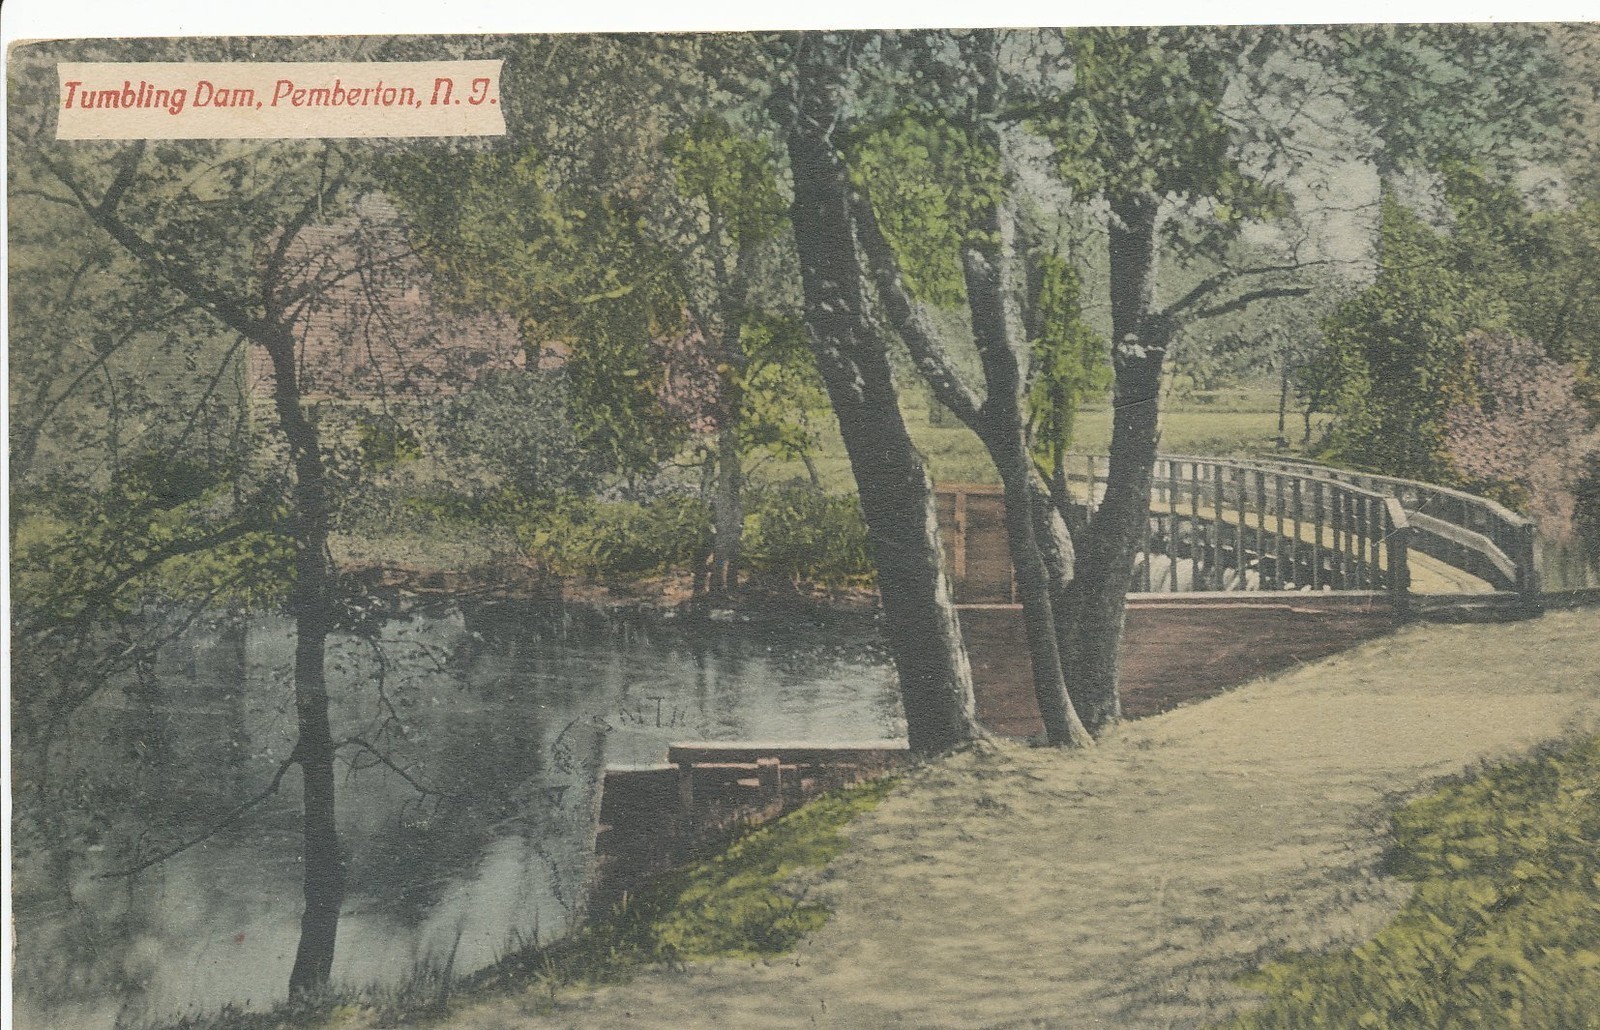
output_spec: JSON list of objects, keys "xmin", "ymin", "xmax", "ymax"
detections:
[{"xmin": 8, "ymin": 12, "xmax": 1600, "ymax": 1029}]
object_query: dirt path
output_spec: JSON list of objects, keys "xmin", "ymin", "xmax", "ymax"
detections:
[{"xmin": 441, "ymin": 609, "xmax": 1600, "ymax": 1029}]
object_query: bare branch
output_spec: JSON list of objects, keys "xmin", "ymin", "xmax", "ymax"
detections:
[
  {"xmin": 338, "ymin": 737, "xmax": 449, "ymax": 798},
  {"xmin": 96, "ymin": 751, "xmax": 299, "ymax": 879},
  {"xmin": 1158, "ymin": 260, "xmax": 1327, "ymax": 324},
  {"xmin": 43, "ymin": 153, "xmax": 266, "ymax": 341},
  {"xmin": 1190, "ymin": 285, "xmax": 1313, "ymax": 323}
]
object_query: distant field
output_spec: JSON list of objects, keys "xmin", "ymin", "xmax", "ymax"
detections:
[{"xmin": 757, "ymin": 392, "xmax": 1331, "ymax": 490}]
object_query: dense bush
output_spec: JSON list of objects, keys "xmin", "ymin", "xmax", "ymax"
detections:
[
  {"xmin": 743, "ymin": 483, "xmax": 874, "ymax": 589},
  {"xmin": 1229, "ymin": 735, "xmax": 1600, "ymax": 1029},
  {"xmin": 525, "ymin": 494, "xmax": 713, "ymax": 579}
]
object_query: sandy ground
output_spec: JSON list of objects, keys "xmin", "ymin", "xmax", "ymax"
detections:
[{"xmin": 436, "ymin": 609, "xmax": 1600, "ymax": 1029}]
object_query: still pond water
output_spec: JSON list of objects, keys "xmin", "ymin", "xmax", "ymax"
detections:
[{"xmin": 12, "ymin": 602, "xmax": 902, "ymax": 1029}]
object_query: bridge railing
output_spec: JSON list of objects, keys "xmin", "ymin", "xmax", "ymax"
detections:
[
  {"xmin": 1216, "ymin": 456, "xmax": 1538, "ymax": 596},
  {"xmin": 1065, "ymin": 454, "xmax": 1412, "ymax": 605}
]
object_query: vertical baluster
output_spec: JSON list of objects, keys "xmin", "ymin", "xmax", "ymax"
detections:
[
  {"xmin": 1378, "ymin": 499, "xmax": 1391, "ymax": 589},
  {"xmin": 1358, "ymin": 494, "xmax": 1372, "ymax": 588},
  {"xmin": 1168, "ymin": 461, "xmax": 1180, "ymax": 590},
  {"xmin": 1290, "ymin": 476, "xmax": 1302, "ymax": 589},
  {"xmin": 1272, "ymin": 474, "xmax": 1287, "ymax": 590},
  {"xmin": 1141, "ymin": 516, "xmax": 1155, "ymax": 592},
  {"xmin": 1235, "ymin": 468, "xmax": 1248, "ymax": 591},
  {"xmin": 1311, "ymin": 480, "xmax": 1323, "ymax": 590},
  {"xmin": 1189, "ymin": 461, "xmax": 1201, "ymax": 593},
  {"xmin": 1331, "ymin": 489, "xmax": 1345, "ymax": 587},
  {"xmin": 1213, "ymin": 462, "xmax": 1225, "ymax": 590}
]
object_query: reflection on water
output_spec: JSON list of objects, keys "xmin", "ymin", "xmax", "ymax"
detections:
[{"xmin": 11, "ymin": 603, "xmax": 901, "ymax": 1029}]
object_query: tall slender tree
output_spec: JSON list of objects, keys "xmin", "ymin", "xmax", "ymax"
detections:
[{"xmin": 777, "ymin": 32, "xmax": 985, "ymax": 752}]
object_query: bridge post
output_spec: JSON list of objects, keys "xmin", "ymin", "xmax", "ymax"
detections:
[
  {"xmin": 1515, "ymin": 521, "xmax": 1543, "ymax": 609},
  {"xmin": 1385, "ymin": 497, "xmax": 1413, "ymax": 620},
  {"xmin": 1516, "ymin": 524, "xmax": 1542, "ymax": 594}
]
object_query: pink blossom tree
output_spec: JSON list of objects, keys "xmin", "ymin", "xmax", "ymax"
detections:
[{"xmin": 1445, "ymin": 329, "xmax": 1600, "ymax": 543}]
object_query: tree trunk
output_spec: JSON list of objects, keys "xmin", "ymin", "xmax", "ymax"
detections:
[
  {"xmin": 958, "ymin": 93, "xmax": 1089, "ymax": 747},
  {"xmin": 784, "ymin": 35, "xmax": 981, "ymax": 754},
  {"xmin": 992, "ymin": 448, "xmax": 1092, "ymax": 746},
  {"xmin": 709, "ymin": 420, "xmax": 743, "ymax": 597},
  {"xmin": 264, "ymin": 327, "xmax": 344, "ymax": 997},
  {"xmin": 1277, "ymin": 353, "xmax": 1291, "ymax": 451},
  {"xmin": 1061, "ymin": 192, "xmax": 1169, "ymax": 736}
]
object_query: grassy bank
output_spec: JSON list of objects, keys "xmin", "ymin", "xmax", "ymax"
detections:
[
  {"xmin": 1226, "ymin": 734, "xmax": 1600, "ymax": 1029},
  {"xmin": 158, "ymin": 778, "xmax": 897, "ymax": 1029}
]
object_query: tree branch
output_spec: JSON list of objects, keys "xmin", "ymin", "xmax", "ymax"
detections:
[
  {"xmin": 847, "ymin": 190, "xmax": 984, "ymax": 425},
  {"xmin": 44, "ymin": 154, "xmax": 267, "ymax": 341},
  {"xmin": 1158, "ymin": 261, "xmax": 1327, "ymax": 324},
  {"xmin": 337, "ymin": 737, "xmax": 449, "ymax": 798},
  {"xmin": 1190, "ymin": 285, "xmax": 1313, "ymax": 323},
  {"xmin": 96, "ymin": 751, "xmax": 300, "ymax": 879}
]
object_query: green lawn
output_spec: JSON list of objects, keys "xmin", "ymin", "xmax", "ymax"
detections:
[{"xmin": 756, "ymin": 393, "xmax": 1330, "ymax": 490}]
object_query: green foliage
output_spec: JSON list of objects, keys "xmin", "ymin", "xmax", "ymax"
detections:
[
  {"xmin": 432, "ymin": 367, "xmax": 597, "ymax": 498},
  {"xmin": 733, "ymin": 314, "xmax": 829, "ymax": 462},
  {"xmin": 666, "ymin": 115, "xmax": 786, "ymax": 251},
  {"xmin": 744, "ymin": 484, "xmax": 874, "ymax": 589},
  {"xmin": 649, "ymin": 778, "xmax": 897, "ymax": 959},
  {"xmin": 1227, "ymin": 736, "xmax": 1600, "ymax": 1029},
  {"xmin": 355, "ymin": 416, "xmax": 423, "ymax": 474},
  {"xmin": 1317, "ymin": 194, "xmax": 1507, "ymax": 479},
  {"xmin": 1318, "ymin": 159, "xmax": 1600, "ymax": 482},
  {"xmin": 848, "ymin": 111, "xmax": 1004, "ymax": 306},
  {"xmin": 385, "ymin": 150, "xmax": 688, "ymax": 478},
  {"xmin": 1027, "ymin": 254, "xmax": 1110, "ymax": 471},
  {"xmin": 12, "ymin": 466, "xmax": 293, "ymax": 626},
  {"xmin": 1325, "ymin": 25, "xmax": 1570, "ymax": 177},
  {"xmin": 1039, "ymin": 27, "xmax": 1283, "ymax": 220},
  {"xmin": 524, "ymin": 495, "xmax": 713, "ymax": 580}
]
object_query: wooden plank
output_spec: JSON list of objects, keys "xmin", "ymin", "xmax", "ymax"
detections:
[
  {"xmin": 1311, "ymin": 480, "xmax": 1323, "ymax": 590},
  {"xmin": 1331, "ymin": 488, "xmax": 1345, "ymax": 587},
  {"xmin": 1271, "ymin": 473, "xmax": 1286, "ymax": 589},
  {"xmin": 1235, "ymin": 467, "xmax": 1247, "ymax": 589},
  {"xmin": 667, "ymin": 741, "xmax": 910, "ymax": 767},
  {"xmin": 1255, "ymin": 469, "xmax": 1267, "ymax": 586},
  {"xmin": 953, "ymin": 489, "xmax": 968, "ymax": 582}
]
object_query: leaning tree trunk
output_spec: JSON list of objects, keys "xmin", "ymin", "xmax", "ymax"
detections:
[
  {"xmin": 784, "ymin": 35, "xmax": 981, "ymax": 754},
  {"xmin": 960, "ymin": 164, "xmax": 1090, "ymax": 745},
  {"xmin": 265, "ymin": 327, "xmax": 344, "ymax": 997},
  {"xmin": 1060, "ymin": 192, "xmax": 1169, "ymax": 736}
]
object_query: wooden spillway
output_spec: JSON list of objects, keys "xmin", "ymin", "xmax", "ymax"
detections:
[{"xmin": 593, "ymin": 741, "xmax": 910, "ymax": 911}]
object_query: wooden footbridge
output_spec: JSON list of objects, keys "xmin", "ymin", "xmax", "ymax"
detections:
[
  {"xmin": 939, "ymin": 453, "xmax": 1551, "ymax": 737},
  {"xmin": 939, "ymin": 453, "xmax": 1542, "ymax": 611}
]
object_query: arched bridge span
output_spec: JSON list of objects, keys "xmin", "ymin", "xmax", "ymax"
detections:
[{"xmin": 936, "ymin": 455, "xmax": 1546, "ymax": 737}]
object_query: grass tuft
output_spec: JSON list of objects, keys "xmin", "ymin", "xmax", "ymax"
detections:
[{"xmin": 1223, "ymin": 735, "xmax": 1600, "ymax": 1029}]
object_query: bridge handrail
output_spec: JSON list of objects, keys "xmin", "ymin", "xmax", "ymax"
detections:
[
  {"xmin": 1221, "ymin": 455, "xmax": 1537, "ymax": 595},
  {"xmin": 1064, "ymin": 453, "xmax": 1412, "ymax": 599}
]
